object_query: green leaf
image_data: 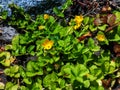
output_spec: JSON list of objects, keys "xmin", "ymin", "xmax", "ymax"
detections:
[
  {"xmin": 58, "ymin": 40, "xmax": 64, "ymax": 47},
  {"xmin": 88, "ymin": 38, "xmax": 100, "ymax": 51},
  {"xmin": 83, "ymin": 80, "xmax": 90, "ymax": 88},
  {"xmin": 36, "ymin": 15, "xmax": 45, "ymax": 25},
  {"xmin": 58, "ymin": 63, "xmax": 71, "ymax": 76},
  {"xmin": 109, "ymin": 61, "xmax": 116, "ymax": 73},
  {"xmin": 19, "ymin": 35, "xmax": 28, "ymax": 44},
  {"xmin": 65, "ymin": 45, "xmax": 73, "ymax": 51},
  {"xmin": 59, "ymin": 26, "xmax": 73, "ymax": 37},
  {"xmin": 12, "ymin": 49, "xmax": 19, "ymax": 56},
  {"xmin": 30, "ymin": 51, "xmax": 35, "ymax": 56},
  {"xmin": 114, "ymin": 34, "xmax": 120, "ymax": 40},
  {"xmin": 19, "ymin": 66, "xmax": 26, "ymax": 78},
  {"xmin": 20, "ymin": 86, "xmax": 29, "ymax": 90},
  {"xmin": 117, "ymin": 25, "xmax": 120, "ymax": 35},
  {"xmin": 14, "ymin": 73, "xmax": 20, "ymax": 78},
  {"xmin": 78, "ymin": 64, "xmax": 89, "ymax": 77},
  {"xmin": 26, "ymin": 61, "xmax": 34, "ymax": 71},
  {"xmin": 43, "ymin": 72, "xmax": 58, "ymax": 87},
  {"xmin": 83, "ymin": 17, "xmax": 89, "ymax": 25},
  {"xmin": 63, "ymin": 68, "xmax": 71, "ymax": 75},
  {"xmin": 90, "ymin": 65, "xmax": 103, "ymax": 79},
  {"xmin": 36, "ymin": 70, "xmax": 43, "ymax": 75},
  {"xmin": 4, "ymin": 68, "xmax": 10, "ymax": 76},
  {"xmin": 53, "ymin": 56, "xmax": 60, "ymax": 62},
  {"xmin": 5, "ymin": 45, "xmax": 12, "ymax": 50},
  {"xmin": 56, "ymin": 88, "xmax": 62, "ymax": 90},
  {"xmin": 76, "ymin": 77, "xmax": 83, "ymax": 83},
  {"xmin": 61, "ymin": 0, "xmax": 73, "ymax": 10},
  {"xmin": 90, "ymin": 86, "xmax": 104, "ymax": 90},
  {"xmin": 10, "ymin": 84, "xmax": 19, "ymax": 90},
  {"xmin": 88, "ymin": 74, "xmax": 97, "ymax": 81},
  {"xmin": 12, "ymin": 35, "xmax": 19, "ymax": 50},
  {"xmin": 113, "ymin": 11, "xmax": 120, "ymax": 23},
  {"xmin": 71, "ymin": 64, "xmax": 89, "ymax": 77},
  {"xmin": 57, "ymin": 79, "xmax": 65, "ymax": 88},
  {"xmin": 26, "ymin": 24, "xmax": 36, "ymax": 30},
  {"xmin": 5, "ymin": 82, "xmax": 14, "ymax": 90},
  {"xmin": 24, "ymin": 14, "xmax": 31, "ymax": 20},
  {"xmin": 31, "ymin": 82, "xmax": 42, "ymax": 90},
  {"xmin": 98, "ymin": 24, "xmax": 107, "ymax": 31},
  {"xmin": 20, "ymin": 46, "xmax": 26, "ymax": 54},
  {"xmin": 11, "ymin": 65, "xmax": 19, "ymax": 73},
  {"xmin": 1, "ymin": 11, "xmax": 8, "ymax": 20},
  {"xmin": 27, "ymin": 45, "xmax": 35, "ymax": 53},
  {"xmin": 97, "ymin": 86, "xmax": 104, "ymax": 90},
  {"xmin": 26, "ymin": 72, "xmax": 36, "ymax": 77},
  {"xmin": 1, "ymin": 59, "xmax": 10, "ymax": 67},
  {"xmin": 23, "ymin": 78, "xmax": 32, "ymax": 84},
  {"xmin": 82, "ymin": 48, "xmax": 90, "ymax": 54},
  {"xmin": 47, "ymin": 15, "xmax": 55, "ymax": 24},
  {"xmin": 109, "ymin": 34, "xmax": 120, "ymax": 41},
  {"xmin": 53, "ymin": 7, "xmax": 64, "ymax": 17},
  {"xmin": 89, "ymin": 24, "xmax": 97, "ymax": 32},
  {"xmin": 4, "ymin": 65, "xmax": 20, "ymax": 77},
  {"xmin": 19, "ymin": 20, "xmax": 28, "ymax": 28},
  {"xmin": 53, "ymin": 24, "xmax": 63, "ymax": 34},
  {"xmin": 77, "ymin": 44, "xmax": 84, "ymax": 52}
]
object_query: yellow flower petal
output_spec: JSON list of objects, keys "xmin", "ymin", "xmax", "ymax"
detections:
[
  {"xmin": 74, "ymin": 15, "xmax": 83, "ymax": 24},
  {"xmin": 44, "ymin": 14, "xmax": 50, "ymax": 20},
  {"xmin": 74, "ymin": 24, "xmax": 81, "ymax": 30},
  {"xmin": 38, "ymin": 25, "xmax": 45, "ymax": 30},
  {"xmin": 42, "ymin": 39, "xmax": 54, "ymax": 50},
  {"xmin": 96, "ymin": 34, "xmax": 106, "ymax": 41}
]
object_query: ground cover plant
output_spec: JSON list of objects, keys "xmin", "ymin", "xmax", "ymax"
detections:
[{"xmin": 0, "ymin": 0, "xmax": 120, "ymax": 90}]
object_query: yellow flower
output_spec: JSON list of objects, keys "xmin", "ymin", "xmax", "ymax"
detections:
[
  {"xmin": 38, "ymin": 25, "xmax": 45, "ymax": 30},
  {"xmin": 73, "ymin": 15, "xmax": 83, "ymax": 30},
  {"xmin": 73, "ymin": 24, "xmax": 81, "ymax": 30},
  {"xmin": 42, "ymin": 39, "xmax": 54, "ymax": 50},
  {"xmin": 44, "ymin": 14, "xmax": 50, "ymax": 20},
  {"xmin": 74, "ymin": 15, "xmax": 83, "ymax": 24},
  {"xmin": 96, "ymin": 34, "xmax": 106, "ymax": 41}
]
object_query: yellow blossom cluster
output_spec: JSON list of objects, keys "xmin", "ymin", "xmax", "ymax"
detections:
[
  {"xmin": 73, "ymin": 15, "xmax": 83, "ymax": 30},
  {"xmin": 42, "ymin": 39, "xmax": 54, "ymax": 50}
]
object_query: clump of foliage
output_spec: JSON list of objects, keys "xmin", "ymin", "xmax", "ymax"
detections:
[{"xmin": 0, "ymin": 0, "xmax": 120, "ymax": 90}]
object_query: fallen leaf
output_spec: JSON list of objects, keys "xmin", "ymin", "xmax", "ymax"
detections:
[{"xmin": 78, "ymin": 32, "xmax": 92, "ymax": 41}]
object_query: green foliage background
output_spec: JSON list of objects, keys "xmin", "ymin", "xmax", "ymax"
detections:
[{"xmin": 0, "ymin": 0, "xmax": 120, "ymax": 90}]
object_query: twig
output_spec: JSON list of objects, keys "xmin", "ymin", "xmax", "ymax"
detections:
[{"xmin": 105, "ymin": 22, "xmax": 120, "ymax": 32}]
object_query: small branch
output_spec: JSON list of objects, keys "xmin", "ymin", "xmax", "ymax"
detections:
[{"xmin": 105, "ymin": 22, "xmax": 120, "ymax": 32}]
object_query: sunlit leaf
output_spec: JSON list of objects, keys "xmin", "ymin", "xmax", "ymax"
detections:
[{"xmin": 53, "ymin": 7, "xmax": 64, "ymax": 17}]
